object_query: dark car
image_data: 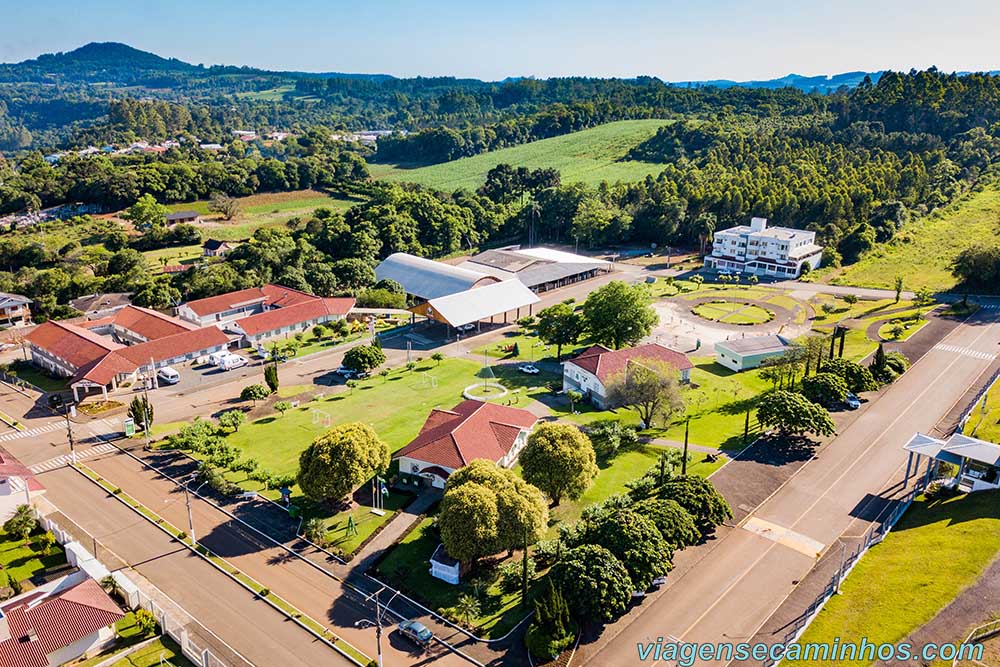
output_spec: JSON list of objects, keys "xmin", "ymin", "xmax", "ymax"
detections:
[{"xmin": 398, "ymin": 619, "xmax": 433, "ymax": 646}]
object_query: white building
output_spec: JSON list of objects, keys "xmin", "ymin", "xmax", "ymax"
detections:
[
  {"xmin": 705, "ymin": 217, "xmax": 822, "ymax": 278},
  {"xmin": 562, "ymin": 344, "xmax": 693, "ymax": 409}
]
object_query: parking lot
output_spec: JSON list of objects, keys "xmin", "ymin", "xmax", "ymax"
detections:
[{"xmin": 144, "ymin": 352, "xmax": 267, "ymax": 397}]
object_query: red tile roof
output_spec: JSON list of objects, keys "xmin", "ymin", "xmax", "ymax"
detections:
[
  {"xmin": 234, "ymin": 298, "xmax": 355, "ymax": 336},
  {"xmin": 181, "ymin": 284, "xmax": 316, "ymax": 318},
  {"xmin": 567, "ymin": 343, "xmax": 693, "ymax": 383},
  {"xmin": 25, "ymin": 321, "xmax": 122, "ymax": 370},
  {"xmin": 0, "ymin": 445, "xmax": 41, "ymax": 492},
  {"xmin": 76, "ymin": 326, "xmax": 230, "ymax": 385},
  {"xmin": 0, "ymin": 578, "xmax": 124, "ymax": 667},
  {"xmin": 395, "ymin": 400, "xmax": 538, "ymax": 470},
  {"xmin": 110, "ymin": 306, "xmax": 198, "ymax": 340}
]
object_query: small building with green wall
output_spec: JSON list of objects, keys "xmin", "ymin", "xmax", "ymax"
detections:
[{"xmin": 715, "ymin": 335, "xmax": 794, "ymax": 371}]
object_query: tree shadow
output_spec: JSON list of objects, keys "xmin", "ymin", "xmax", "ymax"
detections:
[{"xmin": 737, "ymin": 435, "xmax": 817, "ymax": 466}]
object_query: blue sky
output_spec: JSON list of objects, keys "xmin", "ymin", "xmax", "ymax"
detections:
[{"xmin": 3, "ymin": 0, "xmax": 999, "ymax": 80}]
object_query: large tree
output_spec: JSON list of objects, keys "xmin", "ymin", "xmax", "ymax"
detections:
[
  {"xmin": 122, "ymin": 193, "xmax": 167, "ymax": 233},
  {"xmin": 438, "ymin": 483, "xmax": 502, "ymax": 563},
  {"xmin": 342, "ymin": 344, "xmax": 386, "ymax": 374},
  {"xmin": 605, "ymin": 359, "xmax": 684, "ymax": 427},
  {"xmin": 756, "ymin": 390, "xmax": 836, "ymax": 438},
  {"xmin": 660, "ymin": 476, "xmax": 733, "ymax": 534},
  {"xmin": 441, "ymin": 460, "xmax": 548, "ymax": 561},
  {"xmin": 633, "ymin": 498, "xmax": 700, "ymax": 548},
  {"xmin": 297, "ymin": 422, "xmax": 389, "ymax": 503},
  {"xmin": 535, "ymin": 300, "xmax": 584, "ymax": 361},
  {"xmin": 520, "ymin": 424, "xmax": 598, "ymax": 506},
  {"xmin": 581, "ymin": 281, "xmax": 658, "ymax": 349},
  {"xmin": 551, "ymin": 544, "xmax": 633, "ymax": 622},
  {"xmin": 799, "ymin": 372, "xmax": 848, "ymax": 407},
  {"xmin": 821, "ymin": 357, "xmax": 879, "ymax": 393},
  {"xmin": 569, "ymin": 507, "xmax": 673, "ymax": 590}
]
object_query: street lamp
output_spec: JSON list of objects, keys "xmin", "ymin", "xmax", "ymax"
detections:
[
  {"xmin": 364, "ymin": 586, "xmax": 402, "ymax": 667},
  {"xmin": 179, "ymin": 473, "xmax": 208, "ymax": 547}
]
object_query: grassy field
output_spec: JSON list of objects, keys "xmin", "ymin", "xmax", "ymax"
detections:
[
  {"xmin": 829, "ymin": 187, "xmax": 1000, "ymax": 292},
  {"xmin": 164, "ymin": 189, "xmax": 362, "ymax": 241},
  {"xmin": 964, "ymin": 386, "xmax": 1000, "ymax": 444},
  {"xmin": 223, "ymin": 357, "xmax": 550, "ymax": 476},
  {"xmin": 799, "ymin": 490, "xmax": 1000, "ymax": 666},
  {"xmin": 692, "ymin": 301, "xmax": 774, "ymax": 325},
  {"xmin": 370, "ymin": 120, "xmax": 672, "ymax": 190},
  {"xmin": 0, "ymin": 528, "xmax": 66, "ymax": 584}
]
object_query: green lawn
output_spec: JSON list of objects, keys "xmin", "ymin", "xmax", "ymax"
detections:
[
  {"xmin": 692, "ymin": 301, "xmax": 774, "ymax": 325},
  {"xmin": 376, "ymin": 517, "xmax": 536, "ymax": 638},
  {"xmin": 163, "ymin": 189, "xmax": 362, "ymax": 241},
  {"xmin": 799, "ymin": 490, "xmax": 1000, "ymax": 666},
  {"xmin": 310, "ymin": 492, "xmax": 412, "ymax": 556},
  {"xmin": 877, "ymin": 318, "xmax": 929, "ymax": 342},
  {"xmin": 830, "ymin": 187, "xmax": 1000, "ymax": 292},
  {"xmin": 7, "ymin": 360, "xmax": 70, "ymax": 392},
  {"xmin": 0, "ymin": 528, "xmax": 67, "ymax": 585},
  {"xmin": 142, "ymin": 244, "xmax": 203, "ymax": 269},
  {"xmin": 223, "ymin": 358, "xmax": 551, "ymax": 477},
  {"xmin": 544, "ymin": 443, "xmax": 727, "ymax": 534},
  {"xmin": 370, "ymin": 120, "xmax": 673, "ymax": 189},
  {"xmin": 964, "ymin": 387, "xmax": 1000, "ymax": 444},
  {"xmin": 106, "ymin": 638, "xmax": 194, "ymax": 667}
]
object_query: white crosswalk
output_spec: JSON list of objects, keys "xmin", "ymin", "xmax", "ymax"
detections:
[
  {"xmin": 0, "ymin": 421, "xmax": 62, "ymax": 442},
  {"xmin": 933, "ymin": 343, "xmax": 997, "ymax": 361},
  {"xmin": 29, "ymin": 442, "xmax": 118, "ymax": 473}
]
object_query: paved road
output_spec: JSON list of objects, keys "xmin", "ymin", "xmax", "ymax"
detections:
[
  {"xmin": 34, "ymin": 465, "xmax": 353, "ymax": 667},
  {"xmin": 79, "ymin": 445, "xmax": 474, "ymax": 667},
  {"xmin": 577, "ymin": 308, "xmax": 1000, "ymax": 667}
]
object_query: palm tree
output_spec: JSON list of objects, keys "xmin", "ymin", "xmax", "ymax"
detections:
[
  {"xmin": 694, "ymin": 212, "xmax": 717, "ymax": 256},
  {"xmin": 454, "ymin": 594, "xmax": 481, "ymax": 627}
]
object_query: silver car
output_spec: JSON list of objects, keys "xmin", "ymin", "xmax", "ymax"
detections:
[{"xmin": 398, "ymin": 620, "xmax": 433, "ymax": 646}]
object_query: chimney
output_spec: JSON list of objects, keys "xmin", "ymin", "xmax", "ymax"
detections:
[
  {"xmin": 750, "ymin": 217, "xmax": 768, "ymax": 232},
  {"xmin": 0, "ymin": 609, "xmax": 10, "ymax": 642}
]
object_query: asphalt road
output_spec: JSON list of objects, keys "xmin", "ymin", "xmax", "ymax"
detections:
[
  {"xmin": 34, "ymin": 465, "xmax": 352, "ymax": 667},
  {"xmin": 576, "ymin": 308, "xmax": 1000, "ymax": 667}
]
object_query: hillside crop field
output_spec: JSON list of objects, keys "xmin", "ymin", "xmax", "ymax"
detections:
[
  {"xmin": 827, "ymin": 187, "xmax": 1000, "ymax": 292},
  {"xmin": 370, "ymin": 119, "xmax": 673, "ymax": 189}
]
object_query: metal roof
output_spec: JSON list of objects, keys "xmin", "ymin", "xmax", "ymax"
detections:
[
  {"xmin": 903, "ymin": 432, "xmax": 1000, "ymax": 466},
  {"xmin": 715, "ymin": 335, "xmax": 792, "ymax": 356},
  {"xmin": 375, "ymin": 253, "xmax": 498, "ymax": 300},
  {"xmin": 425, "ymin": 279, "xmax": 540, "ymax": 327}
]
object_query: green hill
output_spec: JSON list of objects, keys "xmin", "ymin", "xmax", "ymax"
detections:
[
  {"xmin": 369, "ymin": 119, "xmax": 672, "ymax": 190},
  {"xmin": 827, "ymin": 186, "xmax": 1000, "ymax": 292}
]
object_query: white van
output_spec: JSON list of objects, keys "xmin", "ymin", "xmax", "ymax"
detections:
[
  {"xmin": 217, "ymin": 354, "xmax": 248, "ymax": 371},
  {"xmin": 156, "ymin": 366, "xmax": 181, "ymax": 385},
  {"xmin": 207, "ymin": 350, "xmax": 230, "ymax": 366}
]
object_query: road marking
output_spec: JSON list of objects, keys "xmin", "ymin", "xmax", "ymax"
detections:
[
  {"xmin": 0, "ymin": 421, "xmax": 61, "ymax": 442},
  {"xmin": 933, "ymin": 343, "xmax": 996, "ymax": 361},
  {"xmin": 29, "ymin": 443, "xmax": 117, "ymax": 473},
  {"xmin": 742, "ymin": 517, "xmax": 825, "ymax": 558}
]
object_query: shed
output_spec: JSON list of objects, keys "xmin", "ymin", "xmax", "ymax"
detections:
[
  {"xmin": 714, "ymin": 335, "xmax": 794, "ymax": 371},
  {"xmin": 430, "ymin": 543, "xmax": 463, "ymax": 585},
  {"xmin": 165, "ymin": 210, "xmax": 200, "ymax": 224}
]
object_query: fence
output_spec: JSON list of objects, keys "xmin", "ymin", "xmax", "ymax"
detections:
[
  {"xmin": 958, "ymin": 365, "xmax": 1000, "ymax": 435},
  {"xmin": 763, "ymin": 476, "xmax": 928, "ymax": 666},
  {"xmin": 35, "ymin": 510, "xmax": 253, "ymax": 667}
]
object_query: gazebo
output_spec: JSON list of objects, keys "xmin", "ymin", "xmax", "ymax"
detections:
[{"xmin": 903, "ymin": 432, "xmax": 1000, "ymax": 493}]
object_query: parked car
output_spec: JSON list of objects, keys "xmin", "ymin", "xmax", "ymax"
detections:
[
  {"xmin": 156, "ymin": 366, "xmax": 181, "ymax": 385},
  {"xmin": 334, "ymin": 366, "xmax": 356, "ymax": 378},
  {"xmin": 457, "ymin": 323, "xmax": 476, "ymax": 332},
  {"xmin": 518, "ymin": 364, "xmax": 540, "ymax": 375},
  {"xmin": 207, "ymin": 350, "xmax": 230, "ymax": 366},
  {"xmin": 845, "ymin": 392, "xmax": 861, "ymax": 410},
  {"xmin": 397, "ymin": 620, "xmax": 433, "ymax": 647},
  {"xmin": 217, "ymin": 354, "xmax": 248, "ymax": 371},
  {"xmin": 651, "ymin": 575, "xmax": 668, "ymax": 588}
]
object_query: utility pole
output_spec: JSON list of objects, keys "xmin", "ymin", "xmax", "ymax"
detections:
[
  {"xmin": 682, "ymin": 417, "xmax": 690, "ymax": 476},
  {"xmin": 365, "ymin": 587, "xmax": 400, "ymax": 667},
  {"xmin": 63, "ymin": 402, "xmax": 77, "ymax": 464},
  {"xmin": 141, "ymin": 358, "xmax": 154, "ymax": 451}
]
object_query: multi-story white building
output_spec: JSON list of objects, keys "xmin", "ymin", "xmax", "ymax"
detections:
[{"xmin": 705, "ymin": 217, "xmax": 822, "ymax": 278}]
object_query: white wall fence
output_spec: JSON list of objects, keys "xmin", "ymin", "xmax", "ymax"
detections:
[{"xmin": 36, "ymin": 511, "xmax": 252, "ymax": 667}]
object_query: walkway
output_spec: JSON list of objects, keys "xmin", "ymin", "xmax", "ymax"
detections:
[{"xmin": 347, "ymin": 488, "xmax": 441, "ymax": 576}]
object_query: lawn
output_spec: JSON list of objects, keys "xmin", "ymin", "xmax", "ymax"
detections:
[
  {"xmin": 877, "ymin": 318, "xmax": 929, "ymax": 342},
  {"xmin": 7, "ymin": 360, "xmax": 70, "ymax": 392},
  {"xmin": 370, "ymin": 120, "xmax": 673, "ymax": 190},
  {"xmin": 0, "ymin": 528, "xmax": 67, "ymax": 585},
  {"xmin": 544, "ymin": 443, "xmax": 728, "ymax": 533},
  {"xmin": 964, "ymin": 386, "xmax": 1000, "ymax": 444},
  {"xmin": 142, "ymin": 243, "xmax": 203, "ymax": 269},
  {"xmin": 798, "ymin": 490, "xmax": 1000, "ymax": 666},
  {"xmin": 163, "ymin": 189, "xmax": 363, "ymax": 241},
  {"xmin": 691, "ymin": 301, "xmax": 774, "ymax": 325},
  {"xmin": 830, "ymin": 187, "xmax": 1000, "ymax": 292},
  {"xmin": 222, "ymin": 357, "xmax": 552, "ymax": 477},
  {"xmin": 309, "ymin": 491, "xmax": 412, "ymax": 556},
  {"xmin": 376, "ymin": 517, "xmax": 536, "ymax": 639}
]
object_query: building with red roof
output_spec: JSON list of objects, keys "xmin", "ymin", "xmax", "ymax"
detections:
[
  {"xmin": 394, "ymin": 400, "xmax": 538, "ymax": 489},
  {"xmin": 0, "ymin": 577, "xmax": 124, "ymax": 667},
  {"xmin": 563, "ymin": 343, "xmax": 693, "ymax": 410},
  {"xmin": 228, "ymin": 297, "xmax": 355, "ymax": 346},
  {"xmin": 175, "ymin": 284, "xmax": 318, "ymax": 327}
]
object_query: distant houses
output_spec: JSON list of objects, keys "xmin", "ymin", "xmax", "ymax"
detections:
[
  {"xmin": 202, "ymin": 239, "xmax": 236, "ymax": 257},
  {"xmin": 0, "ymin": 293, "xmax": 32, "ymax": 327},
  {"xmin": 69, "ymin": 293, "xmax": 133, "ymax": 320},
  {"xmin": 165, "ymin": 210, "xmax": 199, "ymax": 225}
]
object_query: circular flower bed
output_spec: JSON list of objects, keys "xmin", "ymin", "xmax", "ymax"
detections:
[
  {"xmin": 691, "ymin": 300, "xmax": 775, "ymax": 326},
  {"xmin": 463, "ymin": 382, "xmax": 509, "ymax": 401}
]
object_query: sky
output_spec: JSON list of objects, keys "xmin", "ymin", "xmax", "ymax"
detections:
[{"xmin": 3, "ymin": 0, "xmax": 1000, "ymax": 81}]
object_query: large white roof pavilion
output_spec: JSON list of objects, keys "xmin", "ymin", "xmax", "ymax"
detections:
[{"xmin": 375, "ymin": 253, "xmax": 499, "ymax": 301}]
